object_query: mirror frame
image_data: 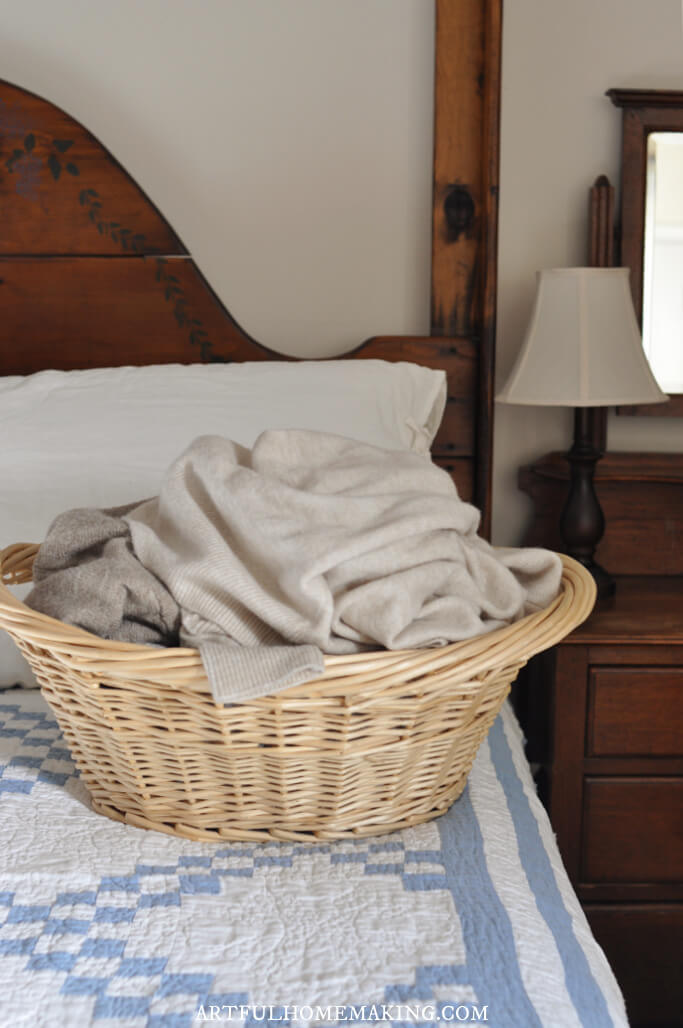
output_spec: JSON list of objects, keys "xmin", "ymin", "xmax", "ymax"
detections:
[{"xmin": 609, "ymin": 87, "xmax": 683, "ymax": 417}]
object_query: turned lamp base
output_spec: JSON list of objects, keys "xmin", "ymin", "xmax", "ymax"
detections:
[
  {"xmin": 575, "ymin": 556, "xmax": 616, "ymax": 600},
  {"xmin": 560, "ymin": 408, "xmax": 616, "ymax": 599}
]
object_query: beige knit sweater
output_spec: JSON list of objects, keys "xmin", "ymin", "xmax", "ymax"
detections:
[{"xmin": 125, "ymin": 431, "xmax": 562, "ymax": 704}]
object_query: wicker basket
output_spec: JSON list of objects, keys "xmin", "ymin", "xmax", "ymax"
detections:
[{"xmin": 0, "ymin": 543, "xmax": 595, "ymax": 842}]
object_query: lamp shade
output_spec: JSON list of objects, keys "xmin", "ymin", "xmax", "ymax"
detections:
[{"xmin": 496, "ymin": 267, "xmax": 669, "ymax": 407}]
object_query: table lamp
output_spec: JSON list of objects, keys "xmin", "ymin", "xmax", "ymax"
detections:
[{"xmin": 496, "ymin": 267, "xmax": 668, "ymax": 597}]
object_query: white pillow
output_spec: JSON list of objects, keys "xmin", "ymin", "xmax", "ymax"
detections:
[{"xmin": 0, "ymin": 359, "xmax": 446, "ymax": 687}]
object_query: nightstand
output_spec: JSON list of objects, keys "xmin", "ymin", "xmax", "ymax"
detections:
[{"xmin": 522, "ymin": 575, "xmax": 683, "ymax": 1028}]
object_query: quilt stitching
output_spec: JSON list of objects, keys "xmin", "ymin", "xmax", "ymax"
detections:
[
  {"xmin": 0, "ymin": 690, "xmax": 627, "ymax": 1027},
  {"xmin": 0, "ymin": 700, "xmax": 470, "ymax": 1025},
  {"xmin": 1, "ymin": 871, "xmax": 472, "ymax": 1026},
  {"xmin": 0, "ymin": 704, "xmax": 448, "ymax": 888},
  {"xmin": 0, "ymin": 703, "xmax": 76, "ymax": 793}
]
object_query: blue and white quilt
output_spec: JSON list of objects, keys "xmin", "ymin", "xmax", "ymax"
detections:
[{"xmin": 0, "ymin": 690, "xmax": 627, "ymax": 1028}]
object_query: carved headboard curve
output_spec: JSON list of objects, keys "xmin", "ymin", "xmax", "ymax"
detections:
[
  {"xmin": 0, "ymin": 0, "xmax": 501, "ymax": 530},
  {"xmin": 0, "ymin": 77, "xmax": 277, "ymax": 369}
]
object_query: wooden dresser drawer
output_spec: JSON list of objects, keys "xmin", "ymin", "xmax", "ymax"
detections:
[
  {"xmin": 535, "ymin": 574, "xmax": 683, "ymax": 1025},
  {"xmin": 582, "ymin": 778, "xmax": 683, "ymax": 883},
  {"xmin": 584, "ymin": 904, "xmax": 683, "ymax": 1027},
  {"xmin": 587, "ymin": 667, "xmax": 683, "ymax": 756}
]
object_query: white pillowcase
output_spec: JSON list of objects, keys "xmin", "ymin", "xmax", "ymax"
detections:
[{"xmin": 0, "ymin": 359, "xmax": 446, "ymax": 686}]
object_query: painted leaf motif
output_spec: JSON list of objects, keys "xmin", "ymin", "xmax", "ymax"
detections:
[
  {"xmin": 53, "ymin": 139, "xmax": 74, "ymax": 153},
  {"xmin": 24, "ymin": 134, "xmax": 35, "ymax": 153},
  {"xmin": 5, "ymin": 151, "xmax": 20, "ymax": 171},
  {"xmin": 66, "ymin": 163, "xmax": 79, "ymax": 176},
  {"xmin": 47, "ymin": 154, "xmax": 61, "ymax": 180}
]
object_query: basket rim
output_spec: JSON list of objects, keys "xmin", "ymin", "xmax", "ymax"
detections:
[{"xmin": 0, "ymin": 542, "xmax": 596, "ymax": 693}]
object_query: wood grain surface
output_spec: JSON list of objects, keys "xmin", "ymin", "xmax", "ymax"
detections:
[
  {"xmin": 608, "ymin": 89, "xmax": 683, "ymax": 417},
  {"xmin": 519, "ymin": 451, "xmax": 683, "ymax": 576},
  {"xmin": 0, "ymin": 2, "xmax": 502, "ymax": 527},
  {"xmin": 0, "ymin": 79, "xmax": 184, "ymax": 256},
  {"xmin": 587, "ymin": 667, "xmax": 683, "ymax": 756},
  {"xmin": 585, "ymin": 904, "xmax": 683, "ymax": 1027}
]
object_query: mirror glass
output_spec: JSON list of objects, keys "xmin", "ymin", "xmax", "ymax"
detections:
[{"xmin": 642, "ymin": 132, "xmax": 683, "ymax": 392}]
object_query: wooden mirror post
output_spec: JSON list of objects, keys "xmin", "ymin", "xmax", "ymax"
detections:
[{"xmin": 609, "ymin": 88, "xmax": 683, "ymax": 417}]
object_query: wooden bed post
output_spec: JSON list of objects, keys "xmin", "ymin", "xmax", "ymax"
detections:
[
  {"xmin": 0, "ymin": 3, "xmax": 502, "ymax": 533},
  {"xmin": 431, "ymin": 0, "xmax": 502, "ymax": 537}
]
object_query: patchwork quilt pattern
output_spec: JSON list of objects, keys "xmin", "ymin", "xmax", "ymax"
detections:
[{"xmin": 0, "ymin": 691, "xmax": 627, "ymax": 1028}]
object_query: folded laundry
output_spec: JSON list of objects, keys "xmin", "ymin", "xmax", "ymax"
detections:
[
  {"xmin": 28, "ymin": 430, "xmax": 562, "ymax": 704},
  {"xmin": 27, "ymin": 502, "xmax": 180, "ymax": 647}
]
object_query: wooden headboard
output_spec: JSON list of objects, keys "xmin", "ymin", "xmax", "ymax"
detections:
[{"xmin": 0, "ymin": 1, "xmax": 501, "ymax": 533}]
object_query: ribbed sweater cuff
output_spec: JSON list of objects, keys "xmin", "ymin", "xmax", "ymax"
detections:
[{"xmin": 188, "ymin": 638, "xmax": 325, "ymax": 704}]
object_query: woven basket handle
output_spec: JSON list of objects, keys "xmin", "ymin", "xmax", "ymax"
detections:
[{"xmin": 0, "ymin": 543, "xmax": 39, "ymax": 586}]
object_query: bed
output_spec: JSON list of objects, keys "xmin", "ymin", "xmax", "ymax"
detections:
[
  {"xmin": 0, "ymin": 688, "xmax": 625, "ymax": 1027},
  {"xmin": 0, "ymin": 4, "xmax": 628, "ymax": 1024}
]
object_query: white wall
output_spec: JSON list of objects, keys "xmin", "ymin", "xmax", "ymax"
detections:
[
  {"xmin": 496, "ymin": 0, "xmax": 683, "ymax": 543},
  {"xmin": 0, "ymin": 0, "xmax": 434, "ymax": 355},
  {"xmin": 1, "ymin": 0, "xmax": 682, "ymax": 544}
]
